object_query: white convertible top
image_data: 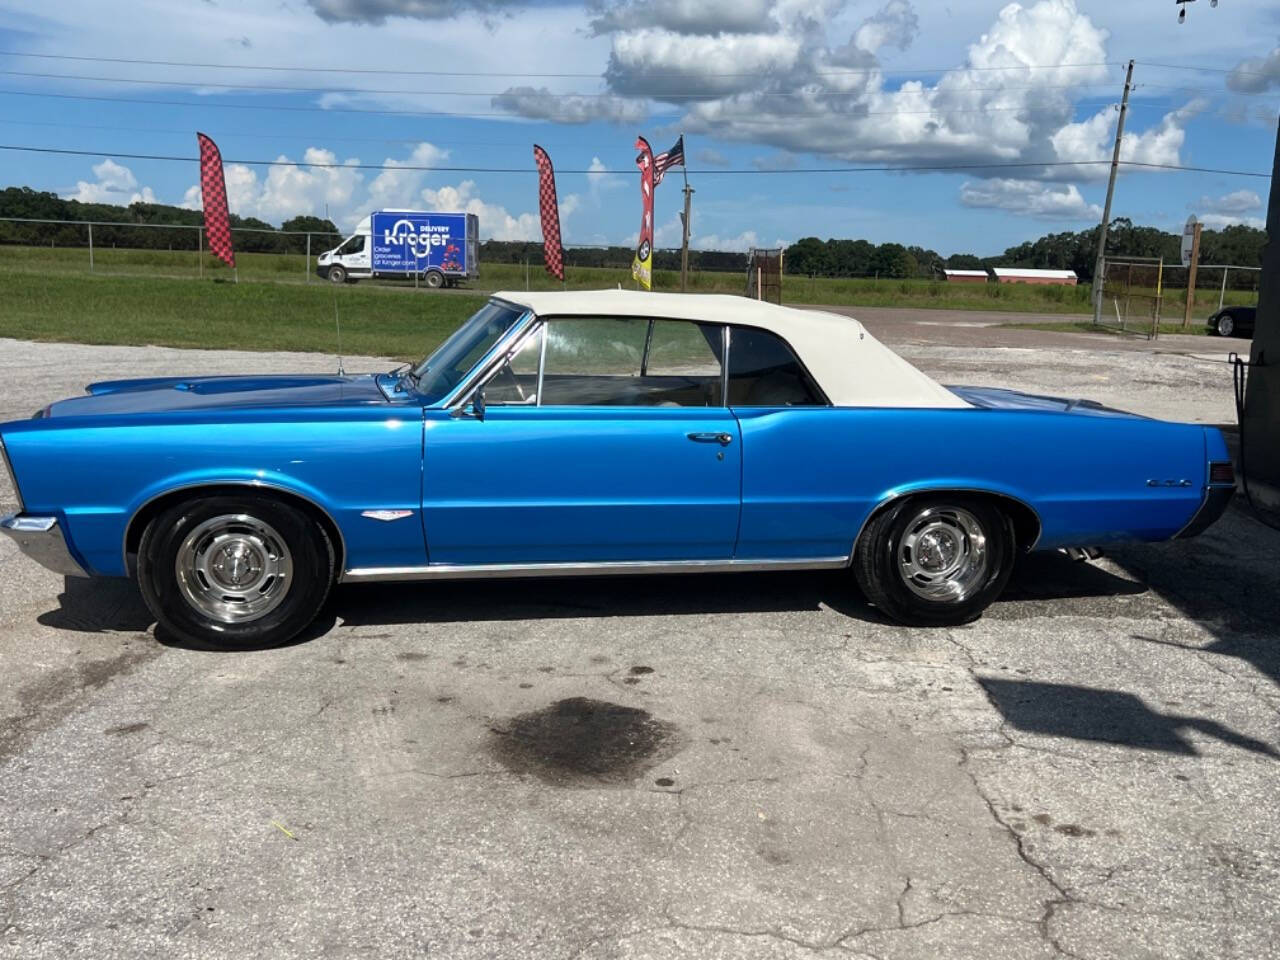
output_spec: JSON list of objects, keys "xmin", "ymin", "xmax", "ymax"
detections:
[{"xmin": 492, "ymin": 289, "xmax": 968, "ymax": 409}]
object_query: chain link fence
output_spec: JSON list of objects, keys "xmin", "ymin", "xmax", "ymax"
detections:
[{"xmin": 0, "ymin": 216, "xmax": 343, "ymax": 284}]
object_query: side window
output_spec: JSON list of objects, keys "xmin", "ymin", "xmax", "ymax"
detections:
[
  {"xmin": 726, "ymin": 327, "xmax": 825, "ymax": 407},
  {"xmin": 538, "ymin": 318, "xmax": 725, "ymax": 407},
  {"xmin": 644, "ymin": 320, "xmax": 723, "ymax": 406},
  {"xmin": 485, "ymin": 326, "xmax": 542, "ymax": 405},
  {"xmin": 540, "ymin": 318, "xmax": 647, "ymax": 406},
  {"xmin": 339, "ymin": 235, "xmax": 365, "ymax": 255}
]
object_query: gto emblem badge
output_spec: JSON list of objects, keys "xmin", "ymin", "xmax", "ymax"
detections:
[
  {"xmin": 1146, "ymin": 479, "xmax": 1192, "ymax": 488},
  {"xmin": 361, "ymin": 509, "xmax": 414, "ymax": 522}
]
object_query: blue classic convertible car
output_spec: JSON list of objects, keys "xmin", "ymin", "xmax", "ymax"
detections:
[{"xmin": 1, "ymin": 290, "xmax": 1233, "ymax": 646}]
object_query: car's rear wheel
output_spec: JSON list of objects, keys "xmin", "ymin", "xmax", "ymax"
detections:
[
  {"xmin": 424, "ymin": 269, "xmax": 445, "ymax": 289},
  {"xmin": 137, "ymin": 495, "xmax": 334, "ymax": 648},
  {"xmin": 853, "ymin": 496, "xmax": 1015, "ymax": 626},
  {"xmin": 328, "ymin": 265, "xmax": 347, "ymax": 284},
  {"xmin": 1216, "ymin": 313, "xmax": 1235, "ymax": 337}
]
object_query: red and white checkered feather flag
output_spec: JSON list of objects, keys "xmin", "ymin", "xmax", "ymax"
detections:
[
  {"xmin": 196, "ymin": 132, "xmax": 235, "ymax": 269},
  {"xmin": 533, "ymin": 144, "xmax": 564, "ymax": 282}
]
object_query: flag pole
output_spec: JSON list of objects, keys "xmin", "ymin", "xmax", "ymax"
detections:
[{"xmin": 679, "ymin": 134, "xmax": 692, "ymax": 293}]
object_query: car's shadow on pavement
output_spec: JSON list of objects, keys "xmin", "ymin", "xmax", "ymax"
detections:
[{"xmin": 38, "ymin": 549, "xmax": 1153, "ymax": 649}]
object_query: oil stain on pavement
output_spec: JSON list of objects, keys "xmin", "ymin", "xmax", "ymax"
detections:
[{"xmin": 488, "ymin": 697, "xmax": 681, "ymax": 787}]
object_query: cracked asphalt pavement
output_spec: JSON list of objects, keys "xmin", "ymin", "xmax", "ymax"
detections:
[{"xmin": 1, "ymin": 324, "xmax": 1278, "ymax": 960}]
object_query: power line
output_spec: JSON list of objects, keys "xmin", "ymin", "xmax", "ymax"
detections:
[
  {"xmin": 0, "ymin": 142, "xmax": 1269, "ymax": 178},
  {"xmin": 0, "ymin": 68, "xmax": 1154, "ymax": 100},
  {"xmin": 0, "ymin": 49, "xmax": 1126, "ymax": 80},
  {"xmin": 0, "ymin": 88, "xmax": 635, "ymax": 120},
  {"xmin": 1135, "ymin": 59, "xmax": 1274, "ymax": 78},
  {"xmin": 0, "ymin": 87, "xmax": 1223, "ymax": 126}
]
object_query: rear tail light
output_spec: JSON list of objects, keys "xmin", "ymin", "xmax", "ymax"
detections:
[{"xmin": 1209, "ymin": 461, "xmax": 1235, "ymax": 485}]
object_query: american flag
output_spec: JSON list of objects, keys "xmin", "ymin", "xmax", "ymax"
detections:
[{"xmin": 652, "ymin": 135, "xmax": 685, "ymax": 187}]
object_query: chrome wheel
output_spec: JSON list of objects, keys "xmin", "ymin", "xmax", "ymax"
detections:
[
  {"xmin": 174, "ymin": 514, "xmax": 293, "ymax": 623},
  {"xmin": 1217, "ymin": 314, "xmax": 1234, "ymax": 337},
  {"xmin": 897, "ymin": 506, "xmax": 989, "ymax": 602}
]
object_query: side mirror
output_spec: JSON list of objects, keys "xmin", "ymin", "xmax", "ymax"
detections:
[{"xmin": 471, "ymin": 386, "xmax": 486, "ymax": 421}]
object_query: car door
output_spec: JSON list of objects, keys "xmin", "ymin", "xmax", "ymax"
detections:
[{"xmin": 420, "ymin": 315, "xmax": 742, "ymax": 566}]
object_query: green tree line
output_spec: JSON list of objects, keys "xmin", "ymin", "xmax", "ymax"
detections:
[
  {"xmin": 0, "ymin": 184, "xmax": 1266, "ymax": 286},
  {"xmin": 784, "ymin": 218, "xmax": 1266, "ymax": 286},
  {"xmin": 0, "ymin": 187, "xmax": 341, "ymax": 254}
]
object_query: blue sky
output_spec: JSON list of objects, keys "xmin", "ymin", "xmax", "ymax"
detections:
[{"xmin": 0, "ymin": 0, "xmax": 1276, "ymax": 256}]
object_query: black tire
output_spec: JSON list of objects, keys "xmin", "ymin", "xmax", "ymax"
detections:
[
  {"xmin": 853, "ymin": 495, "xmax": 1015, "ymax": 627},
  {"xmin": 137, "ymin": 495, "xmax": 334, "ymax": 648},
  {"xmin": 424, "ymin": 270, "xmax": 445, "ymax": 289},
  {"xmin": 1216, "ymin": 313, "xmax": 1235, "ymax": 338},
  {"xmin": 328, "ymin": 265, "xmax": 347, "ymax": 284}
]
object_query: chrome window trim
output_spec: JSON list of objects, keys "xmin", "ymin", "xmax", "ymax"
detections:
[
  {"xmin": 0, "ymin": 437, "xmax": 23, "ymax": 512},
  {"xmin": 122, "ymin": 479, "xmax": 349, "ymax": 576},
  {"xmin": 342, "ymin": 555, "xmax": 850, "ymax": 583},
  {"xmin": 462, "ymin": 320, "xmax": 546, "ymax": 409},
  {"xmin": 434, "ymin": 303, "xmax": 537, "ymax": 410}
]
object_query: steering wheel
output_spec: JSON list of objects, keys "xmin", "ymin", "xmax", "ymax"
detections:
[{"xmin": 497, "ymin": 362, "xmax": 526, "ymax": 402}]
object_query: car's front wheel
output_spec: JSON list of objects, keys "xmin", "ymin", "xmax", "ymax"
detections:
[
  {"xmin": 137, "ymin": 495, "xmax": 334, "ymax": 647},
  {"xmin": 1216, "ymin": 313, "xmax": 1235, "ymax": 337},
  {"xmin": 853, "ymin": 496, "xmax": 1015, "ymax": 626},
  {"xmin": 328, "ymin": 265, "xmax": 347, "ymax": 284}
]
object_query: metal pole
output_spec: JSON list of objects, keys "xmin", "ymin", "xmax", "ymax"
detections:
[
  {"xmin": 680, "ymin": 149, "xmax": 692, "ymax": 293},
  {"xmin": 1219, "ymin": 266, "xmax": 1228, "ymax": 310},
  {"xmin": 198, "ymin": 227, "xmax": 203, "ymax": 279},
  {"xmin": 1182, "ymin": 222, "xmax": 1202, "ymax": 330},
  {"xmin": 87, "ymin": 222, "xmax": 93, "ymax": 274},
  {"xmin": 1092, "ymin": 59, "xmax": 1134, "ymax": 326},
  {"xmin": 306, "ymin": 233, "xmax": 311, "ymax": 284}
]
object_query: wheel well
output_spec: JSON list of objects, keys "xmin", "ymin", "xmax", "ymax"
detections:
[
  {"xmin": 859, "ymin": 490, "xmax": 1042, "ymax": 553},
  {"xmin": 124, "ymin": 484, "xmax": 345, "ymax": 579}
]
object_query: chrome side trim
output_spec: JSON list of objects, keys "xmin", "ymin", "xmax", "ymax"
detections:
[
  {"xmin": 1, "ymin": 514, "xmax": 88, "ymax": 578},
  {"xmin": 341, "ymin": 555, "xmax": 850, "ymax": 583},
  {"xmin": 122, "ymin": 480, "xmax": 349, "ymax": 576},
  {"xmin": 0, "ymin": 437, "xmax": 23, "ymax": 512}
]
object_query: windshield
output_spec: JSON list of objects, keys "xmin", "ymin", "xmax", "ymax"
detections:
[{"xmin": 410, "ymin": 300, "xmax": 526, "ymax": 404}]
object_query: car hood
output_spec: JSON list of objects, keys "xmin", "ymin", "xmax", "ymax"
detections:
[
  {"xmin": 946, "ymin": 385, "xmax": 1145, "ymax": 419},
  {"xmin": 43, "ymin": 374, "xmax": 392, "ymax": 418}
]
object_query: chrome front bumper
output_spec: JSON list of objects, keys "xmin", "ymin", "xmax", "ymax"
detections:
[{"xmin": 0, "ymin": 514, "xmax": 89, "ymax": 578}]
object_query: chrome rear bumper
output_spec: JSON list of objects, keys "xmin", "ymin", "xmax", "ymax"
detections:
[{"xmin": 0, "ymin": 514, "xmax": 89, "ymax": 577}]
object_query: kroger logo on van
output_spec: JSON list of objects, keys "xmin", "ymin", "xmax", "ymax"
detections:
[{"xmin": 383, "ymin": 218, "xmax": 453, "ymax": 259}]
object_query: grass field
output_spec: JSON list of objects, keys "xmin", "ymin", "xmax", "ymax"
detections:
[
  {"xmin": 0, "ymin": 271, "xmax": 485, "ymax": 361},
  {"xmin": 0, "ymin": 243, "xmax": 1258, "ymax": 356}
]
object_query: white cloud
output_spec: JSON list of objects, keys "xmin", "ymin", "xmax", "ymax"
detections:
[
  {"xmin": 959, "ymin": 178, "xmax": 1102, "ymax": 220},
  {"xmin": 420, "ymin": 179, "xmax": 580, "ymax": 242},
  {"xmin": 693, "ymin": 229, "xmax": 761, "ymax": 252},
  {"xmin": 1200, "ymin": 213, "xmax": 1265, "ymax": 231},
  {"xmin": 65, "ymin": 159, "xmax": 158, "ymax": 205},
  {"xmin": 489, "ymin": 86, "xmax": 648, "ymax": 125},
  {"xmin": 1197, "ymin": 189, "xmax": 1266, "ymax": 230},
  {"xmin": 694, "ymin": 148, "xmax": 731, "ymax": 167},
  {"xmin": 1050, "ymin": 99, "xmax": 1207, "ymax": 179},
  {"xmin": 304, "ymin": 0, "xmax": 522, "ymax": 24},
  {"xmin": 1199, "ymin": 189, "xmax": 1262, "ymax": 215},
  {"xmin": 588, "ymin": 0, "xmax": 774, "ymax": 36},
  {"xmin": 1227, "ymin": 44, "xmax": 1280, "ymax": 93},
  {"xmin": 182, "ymin": 147, "xmax": 365, "ymax": 225},
  {"xmin": 586, "ymin": 156, "xmax": 624, "ymax": 200},
  {"xmin": 849, "ymin": 0, "xmax": 919, "ymax": 55},
  {"xmin": 366, "ymin": 142, "xmax": 450, "ymax": 211}
]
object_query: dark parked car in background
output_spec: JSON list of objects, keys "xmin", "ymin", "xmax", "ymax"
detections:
[{"xmin": 1206, "ymin": 305, "xmax": 1256, "ymax": 338}]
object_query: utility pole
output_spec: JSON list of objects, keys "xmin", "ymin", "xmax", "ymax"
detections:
[
  {"xmin": 680, "ymin": 165, "xmax": 693, "ymax": 292},
  {"xmin": 1181, "ymin": 220, "xmax": 1202, "ymax": 330},
  {"xmin": 1092, "ymin": 59, "xmax": 1134, "ymax": 326}
]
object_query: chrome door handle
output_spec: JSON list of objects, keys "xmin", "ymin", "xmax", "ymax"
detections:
[{"xmin": 687, "ymin": 431, "xmax": 733, "ymax": 445}]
